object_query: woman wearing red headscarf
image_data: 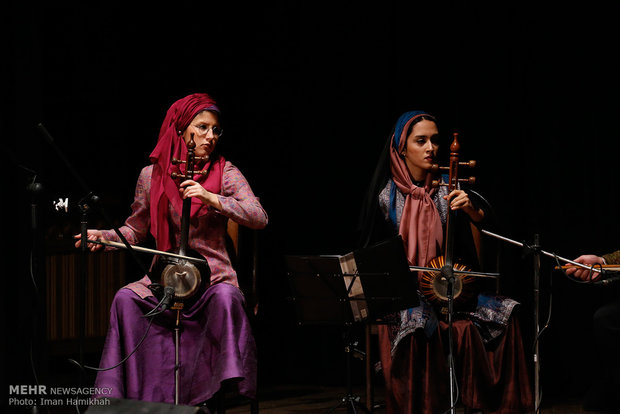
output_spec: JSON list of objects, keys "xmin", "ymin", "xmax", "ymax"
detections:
[
  {"xmin": 359, "ymin": 111, "xmax": 532, "ymax": 413},
  {"xmin": 76, "ymin": 93, "xmax": 268, "ymax": 407}
]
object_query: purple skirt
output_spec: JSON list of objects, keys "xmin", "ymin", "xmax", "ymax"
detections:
[{"xmin": 94, "ymin": 282, "xmax": 256, "ymax": 405}]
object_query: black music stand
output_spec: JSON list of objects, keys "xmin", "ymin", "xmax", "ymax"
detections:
[
  {"xmin": 286, "ymin": 255, "xmax": 355, "ymax": 326},
  {"xmin": 286, "ymin": 237, "xmax": 418, "ymax": 413},
  {"xmin": 286, "ymin": 254, "xmax": 369, "ymax": 413},
  {"xmin": 353, "ymin": 236, "xmax": 419, "ymax": 320}
]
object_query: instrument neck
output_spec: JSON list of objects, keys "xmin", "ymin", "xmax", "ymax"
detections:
[
  {"xmin": 178, "ymin": 134, "xmax": 197, "ymax": 258},
  {"xmin": 179, "ymin": 197, "xmax": 191, "ymax": 257},
  {"xmin": 444, "ymin": 208, "xmax": 456, "ymax": 268},
  {"xmin": 444, "ymin": 133, "xmax": 460, "ymax": 268}
]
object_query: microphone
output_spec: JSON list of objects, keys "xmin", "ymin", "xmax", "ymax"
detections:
[
  {"xmin": 27, "ymin": 182, "xmax": 43, "ymax": 194},
  {"xmin": 160, "ymin": 286, "xmax": 176, "ymax": 311},
  {"xmin": 593, "ymin": 273, "xmax": 620, "ymax": 286}
]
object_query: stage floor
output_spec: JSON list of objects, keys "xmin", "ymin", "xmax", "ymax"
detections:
[{"xmin": 224, "ymin": 384, "xmax": 600, "ymax": 414}]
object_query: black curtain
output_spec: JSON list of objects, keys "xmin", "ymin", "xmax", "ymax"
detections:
[{"xmin": 4, "ymin": 0, "xmax": 618, "ymax": 401}]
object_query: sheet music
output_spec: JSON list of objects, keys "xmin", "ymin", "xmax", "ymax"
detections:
[{"xmin": 339, "ymin": 252, "xmax": 368, "ymax": 321}]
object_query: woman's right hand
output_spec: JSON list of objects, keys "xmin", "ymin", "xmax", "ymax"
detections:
[
  {"xmin": 73, "ymin": 229, "xmax": 105, "ymax": 252},
  {"xmin": 566, "ymin": 254, "xmax": 605, "ymax": 281}
]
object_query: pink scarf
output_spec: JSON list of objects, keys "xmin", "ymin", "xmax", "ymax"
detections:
[
  {"xmin": 149, "ymin": 93, "xmax": 225, "ymax": 252},
  {"xmin": 389, "ymin": 116, "xmax": 444, "ymax": 267}
]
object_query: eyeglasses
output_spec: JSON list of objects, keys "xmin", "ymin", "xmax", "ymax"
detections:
[{"xmin": 191, "ymin": 123, "xmax": 223, "ymax": 138}]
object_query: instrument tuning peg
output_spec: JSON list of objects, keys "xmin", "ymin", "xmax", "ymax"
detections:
[
  {"xmin": 458, "ymin": 176, "xmax": 476, "ymax": 185},
  {"xmin": 459, "ymin": 160, "xmax": 476, "ymax": 168}
]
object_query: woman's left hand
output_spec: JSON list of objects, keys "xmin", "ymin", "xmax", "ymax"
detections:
[
  {"xmin": 179, "ymin": 179, "xmax": 222, "ymax": 210},
  {"xmin": 444, "ymin": 190, "xmax": 484, "ymax": 222}
]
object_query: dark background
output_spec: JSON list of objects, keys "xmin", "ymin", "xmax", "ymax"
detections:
[{"xmin": 3, "ymin": 0, "xmax": 618, "ymax": 409}]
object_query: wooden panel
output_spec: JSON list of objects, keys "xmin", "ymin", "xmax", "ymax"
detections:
[{"xmin": 45, "ymin": 251, "xmax": 126, "ymax": 340}]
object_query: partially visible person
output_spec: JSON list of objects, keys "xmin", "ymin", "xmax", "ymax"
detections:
[
  {"xmin": 566, "ymin": 251, "xmax": 620, "ymax": 280},
  {"xmin": 567, "ymin": 250, "xmax": 620, "ymax": 412},
  {"xmin": 75, "ymin": 93, "xmax": 268, "ymax": 407}
]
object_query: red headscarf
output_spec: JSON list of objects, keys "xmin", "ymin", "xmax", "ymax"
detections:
[
  {"xmin": 389, "ymin": 113, "xmax": 444, "ymax": 267},
  {"xmin": 149, "ymin": 93, "xmax": 226, "ymax": 252}
]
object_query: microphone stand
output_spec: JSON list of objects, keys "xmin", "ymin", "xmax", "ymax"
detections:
[
  {"xmin": 37, "ymin": 123, "xmax": 151, "ymax": 413},
  {"xmin": 478, "ymin": 229, "xmax": 591, "ymax": 414},
  {"xmin": 532, "ymin": 234, "xmax": 541, "ymax": 414},
  {"xmin": 480, "ymin": 229, "xmax": 603, "ymax": 274},
  {"xmin": 26, "ymin": 171, "xmax": 46, "ymax": 414},
  {"xmin": 77, "ymin": 194, "xmax": 93, "ymax": 386}
]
